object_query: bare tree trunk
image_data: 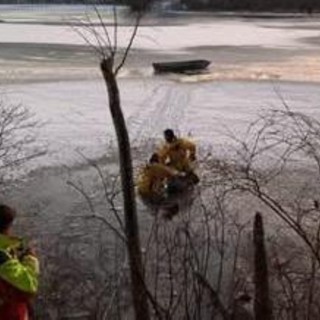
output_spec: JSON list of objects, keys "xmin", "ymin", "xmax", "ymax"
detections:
[
  {"xmin": 100, "ymin": 57, "xmax": 150, "ymax": 320},
  {"xmin": 253, "ymin": 212, "xmax": 273, "ymax": 320}
]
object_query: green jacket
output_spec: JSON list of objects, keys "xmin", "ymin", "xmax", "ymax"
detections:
[{"xmin": 0, "ymin": 234, "xmax": 39, "ymax": 294}]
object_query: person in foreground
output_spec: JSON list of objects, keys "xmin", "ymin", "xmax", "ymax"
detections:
[{"xmin": 0, "ymin": 204, "xmax": 39, "ymax": 320}]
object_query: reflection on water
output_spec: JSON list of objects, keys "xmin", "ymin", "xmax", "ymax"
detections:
[
  {"xmin": 0, "ymin": 4, "xmax": 129, "ymax": 23},
  {"xmin": 0, "ymin": 9, "xmax": 319, "ymax": 49}
]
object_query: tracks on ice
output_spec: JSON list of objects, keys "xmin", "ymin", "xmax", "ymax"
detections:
[{"xmin": 127, "ymin": 82, "xmax": 194, "ymax": 147}]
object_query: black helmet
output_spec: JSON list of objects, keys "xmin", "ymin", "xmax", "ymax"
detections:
[
  {"xmin": 0, "ymin": 204, "xmax": 16, "ymax": 232},
  {"xmin": 149, "ymin": 153, "xmax": 159, "ymax": 163},
  {"xmin": 164, "ymin": 129, "xmax": 175, "ymax": 142}
]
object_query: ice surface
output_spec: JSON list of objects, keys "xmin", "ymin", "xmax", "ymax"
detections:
[
  {"xmin": 0, "ymin": 7, "xmax": 319, "ymax": 170},
  {"xmin": 0, "ymin": 14, "xmax": 319, "ymax": 51},
  {"xmin": 4, "ymin": 78, "xmax": 320, "ymax": 169}
]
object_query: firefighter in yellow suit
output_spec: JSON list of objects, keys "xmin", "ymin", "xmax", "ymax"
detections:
[
  {"xmin": 158, "ymin": 129, "xmax": 196, "ymax": 173},
  {"xmin": 137, "ymin": 153, "xmax": 177, "ymax": 202}
]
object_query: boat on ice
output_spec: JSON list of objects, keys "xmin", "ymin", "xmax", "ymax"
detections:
[{"xmin": 152, "ymin": 59, "xmax": 211, "ymax": 74}]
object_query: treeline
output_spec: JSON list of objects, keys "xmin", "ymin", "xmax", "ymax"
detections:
[
  {"xmin": 0, "ymin": 0, "xmax": 319, "ymax": 12},
  {"xmin": 181, "ymin": 0, "xmax": 319, "ymax": 12},
  {"xmin": 0, "ymin": 0, "xmax": 109, "ymax": 4},
  {"xmin": 0, "ymin": 0, "xmax": 145, "ymax": 13}
]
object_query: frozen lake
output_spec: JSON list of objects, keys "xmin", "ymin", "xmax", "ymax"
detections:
[
  {"xmin": 5, "ymin": 78, "xmax": 320, "ymax": 167},
  {"xmin": 3, "ymin": 9, "xmax": 319, "ymax": 319},
  {"xmin": 0, "ymin": 6, "xmax": 320, "ymax": 168}
]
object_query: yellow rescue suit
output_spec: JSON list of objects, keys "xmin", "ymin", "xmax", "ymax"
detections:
[
  {"xmin": 158, "ymin": 138, "xmax": 196, "ymax": 172},
  {"xmin": 137, "ymin": 163, "xmax": 176, "ymax": 198}
]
